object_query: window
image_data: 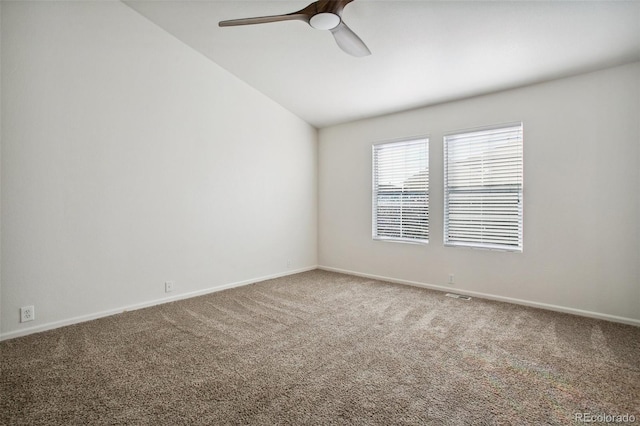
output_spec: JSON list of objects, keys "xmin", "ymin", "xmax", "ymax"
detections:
[
  {"xmin": 444, "ymin": 123, "xmax": 523, "ymax": 251},
  {"xmin": 373, "ymin": 138, "xmax": 429, "ymax": 243}
]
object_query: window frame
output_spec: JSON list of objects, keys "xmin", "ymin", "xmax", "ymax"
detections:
[
  {"xmin": 443, "ymin": 123, "xmax": 524, "ymax": 252},
  {"xmin": 372, "ymin": 136, "xmax": 430, "ymax": 245}
]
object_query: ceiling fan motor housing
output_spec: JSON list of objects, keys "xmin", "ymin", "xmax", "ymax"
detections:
[{"xmin": 309, "ymin": 13, "xmax": 341, "ymax": 30}]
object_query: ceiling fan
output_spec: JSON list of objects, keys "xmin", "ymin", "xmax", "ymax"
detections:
[{"xmin": 219, "ymin": 0, "xmax": 371, "ymax": 57}]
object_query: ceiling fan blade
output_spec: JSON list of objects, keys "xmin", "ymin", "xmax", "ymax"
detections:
[
  {"xmin": 219, "ymin": 13, "xmax": 306, "ymax": 27},
  {"xmin": 316, "ymin": 0, "xmax": 354, "ymax": 14},
  {"xmin": 329, "ymin": 20, "xmax": 371, "ymax": 57}
]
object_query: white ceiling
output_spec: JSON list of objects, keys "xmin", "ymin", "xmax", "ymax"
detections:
[{"xmin": 124, "ymin": 0, "xmax": 640, "ymax": 128}]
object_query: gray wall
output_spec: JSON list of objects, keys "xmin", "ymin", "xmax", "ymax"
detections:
[
  {"xmin": 319, "ymin": 62, "xmax": 640, "ymax": 323},
  {"xmin": 1, "ymin": 1, "xmax": 318, "ymax": 339}
]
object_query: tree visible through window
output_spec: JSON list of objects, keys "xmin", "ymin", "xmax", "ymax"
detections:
[
  {"xmin": 372, "ymin": 138, "xmax": 429, "ymax": 243},
  {"xmin": 444, "ymin": 123, "xmax": 523, "ymax": 251}
]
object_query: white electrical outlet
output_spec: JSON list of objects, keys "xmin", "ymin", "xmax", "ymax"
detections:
[
  {"xmin": 165, "ymin": 281, "xmax": 174, "ymax": 293},
  {"xmin": 448, "ymin": 274, "xmax": 455, "ymax": 285},
  {"xmin": 20, "ymin": 305, "xmax": 35, "ymax": 323},
  {"xmin": 286, "ymin": 259, "xmax": 291, "ymax": 269}
]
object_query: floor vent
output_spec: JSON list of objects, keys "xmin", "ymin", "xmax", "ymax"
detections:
[{"xmin": 445, "ymin": 293, "xmax": 472, "ymax": 300}]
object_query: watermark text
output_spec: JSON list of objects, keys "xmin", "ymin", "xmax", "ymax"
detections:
[{"xmin": 575, "ymin": 412, "xmax": 636, "ymax": 424}]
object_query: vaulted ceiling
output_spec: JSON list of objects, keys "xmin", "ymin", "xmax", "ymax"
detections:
[{"xmin": 125, "ymin": 1, "xmax": 640, "ymax": 128}]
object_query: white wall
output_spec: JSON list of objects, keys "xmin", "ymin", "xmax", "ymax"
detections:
[
  {"xmin": 319, "ymin": 62, "xmax": 640, "ymax": 323},
  {"xmin": 0, "ymin": 2, "xmax": 3, "ymax": 335},
  {"xmin": 0, "ymin": 1, "xmax": 317, "ymax": 339}
]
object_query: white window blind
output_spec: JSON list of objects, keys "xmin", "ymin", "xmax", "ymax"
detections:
[
  {"xmin": 373, "ymin": 138, "xmax": 429, "ymax": 243},
  {"xmin": 444, "ymin": 123, "xmax": 523, "ymax": 251}
]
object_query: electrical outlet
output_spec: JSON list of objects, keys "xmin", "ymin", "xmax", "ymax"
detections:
[
  {"xmin": 20, "ymin": 305, "xmax": 35, "ymax": 323},
  {"xmin": 286, "ymin": 259, "xmax": 291, "ymax": 269},
  {"xmin": 448, "ymin": 274, "xmax": 455, "ymax": 285},
  {"xmin": 165, "ymin": 281, "xmax": 174, "ymax": 293}
]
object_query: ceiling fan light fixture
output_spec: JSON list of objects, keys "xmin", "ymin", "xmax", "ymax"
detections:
[{"xmin": 309, "ymin": 13, "xmax": 341, "ymax": 30}]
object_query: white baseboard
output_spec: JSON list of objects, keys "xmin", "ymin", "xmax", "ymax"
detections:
[
  {"xmin": 318, "ymin": 265, "xmax": 640, "ymax": 327},
  {"xmin": 4, "ymin": 264, "xmax": 636, "ymax": 341},
  {"xmin": 0, "ymin": 266, "xmax": 318, "ymax": 341}
]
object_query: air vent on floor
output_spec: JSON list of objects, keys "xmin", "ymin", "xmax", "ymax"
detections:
[{"xmin": 445, "ymin": 293, "xmax": 472, "ymax": 300}]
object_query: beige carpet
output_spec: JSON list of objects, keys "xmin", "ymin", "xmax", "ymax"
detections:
[{"xmin": 1, "ymin": 270, "xmax": 639, "ymax": 425}]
